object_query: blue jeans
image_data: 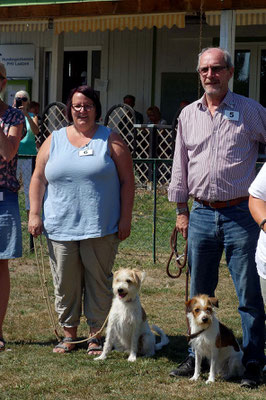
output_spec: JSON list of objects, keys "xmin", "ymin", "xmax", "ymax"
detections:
[{"xmin": 188, "ymin": 200, "xmax": 265, "ymax": 366}]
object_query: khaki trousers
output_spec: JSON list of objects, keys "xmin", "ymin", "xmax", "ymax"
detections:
[{"xmin": 47, "ymin": 233, "xmax": 120, "ymax": 329}]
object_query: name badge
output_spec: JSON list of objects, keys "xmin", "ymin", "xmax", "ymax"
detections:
[
  {"xmin": 79, "ymin": 148, "xmax": 94, "ymax": 157},
  {"xmin": 224, "ymin": 110, "xmax": 239, "ymax": 121},
  {"xmin": 0, "ymin": 192, "xmax": 3, "ymax": 201}
]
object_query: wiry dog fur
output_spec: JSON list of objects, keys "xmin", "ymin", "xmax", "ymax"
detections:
[
  {"xmin": 186, "ymin": 294, "xmax": 244, "ymax": 384},
  {"xmin": 94, "ymin": 268, "xmax": 169, "ymax": 362}
]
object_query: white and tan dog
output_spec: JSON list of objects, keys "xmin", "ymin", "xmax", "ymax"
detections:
[
  {"xmin": 94, "ymin": 268, "xmax": 169, "ymax": 362},
  {"xmin": 186, "ymin": 294, "xmax": 244, "ymax": 384}
]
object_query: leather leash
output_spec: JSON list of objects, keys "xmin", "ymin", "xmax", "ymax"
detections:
[
  {"xmin": 166, "ymin": 227, "xmax": 192, "ymax": 340},
  {"xmin": 34, "ymin": 236, "xmax": 109, "ymax": 345}
]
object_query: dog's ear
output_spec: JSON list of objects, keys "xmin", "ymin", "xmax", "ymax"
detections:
[
  {"xmin": 209, "ymin": 297, "xmax": 219, "ymax": 308},
  {"xmin": 113, "ymin": 270, "xmax": 119, "ymax": 279},
  {"xmin": 132, "ymin": 269, "xmax": 144, "ymax": 286},
  {"xmin": 185, "ymin": 299, "xmax": 193, "ymax": 312}
]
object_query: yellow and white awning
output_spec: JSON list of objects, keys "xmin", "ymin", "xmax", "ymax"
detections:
[
  {"xmin": 0, "ymin": 20, "xmax": 49, "ymax": 32},
  {"xmin": 0, "ymin": 12, "xmax": 185, "ymax": 33},
  {"xmin": 206, "ymin": 9, "xmax": 266, "ymax": 26},
  {"xmin": 54, "ymin": 12, "xmax": 185, "ymax": 34}
]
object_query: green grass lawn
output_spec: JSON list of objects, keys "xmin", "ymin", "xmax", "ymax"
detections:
[{"xmin": 1, "ymin": 189, "xmax": 264, "ymax": 399}]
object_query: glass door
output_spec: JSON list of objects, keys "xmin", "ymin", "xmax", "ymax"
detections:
[
  {"xmin": 259, "ymin": 48, "xmax": 266, "ymax": 107},
  {"xmin": 234, "ymin": 43, "xmax": 266, "ymax": 106}
]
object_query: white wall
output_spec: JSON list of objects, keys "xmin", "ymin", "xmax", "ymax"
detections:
[{"xmin": 1, "ymin": 22, "xmax": 266, "ymax": 119}]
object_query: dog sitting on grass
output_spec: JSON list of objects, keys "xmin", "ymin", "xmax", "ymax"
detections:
[
  {"xmin": 94, "ymin": 268, "xmax": 169, "ymax": 362},
  {"xmin": 186, "ymin": 294, "xmax": 244, "ymax": 384}
]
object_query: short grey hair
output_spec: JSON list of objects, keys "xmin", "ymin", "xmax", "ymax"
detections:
[
  {"xmin": 15, "ymin": 90, "xmax": 30, "ymax": 102},
  {"xmin": 197, "ymin": 47, "xmax": 234, "ymax": 72}
]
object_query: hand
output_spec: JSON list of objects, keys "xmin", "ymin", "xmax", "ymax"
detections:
[
  {"xmin": 176, "ymin": 213, "xmax": 189, "ymax": 239},
  {"xmin": 118, "ymin": 218, "xmax": 131, "ymax": 241},
  {"xmin": 28, "ymin": 213, "xmax": 43, "ymax": 237}
]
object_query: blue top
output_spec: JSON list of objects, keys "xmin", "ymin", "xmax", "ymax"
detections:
[{"xmin": 43, "ymin": 125, "xmax": 121, "ymax": 240}]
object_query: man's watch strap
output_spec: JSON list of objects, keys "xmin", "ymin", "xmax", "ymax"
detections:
[
  {"xmin": 176, "ymin": 207, "xmax": 189, "ymax": 215},
  {"xmin": 259, "ymin": 218, "xmax": 266, "ymax": 230}
]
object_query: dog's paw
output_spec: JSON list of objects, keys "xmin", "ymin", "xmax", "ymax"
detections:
[
  {"xmin": 206, "ymin": 378, "xmax": 215, "ymax": 384},
  {"xmin": 127, "ymin": 354, "xmax": 137, "ymax": 362},
  {"xmin": 94, "ymin": 355, "xmax": 106, "ymax": 361},
  {"xmin": 190, "ymin": 375, "xmax": 200, "ymax": 381}
]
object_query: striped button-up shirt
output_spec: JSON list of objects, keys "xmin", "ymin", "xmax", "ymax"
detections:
[{"xmin": 168, "ymin": 90, "xmax": 266, "ymax": 203}]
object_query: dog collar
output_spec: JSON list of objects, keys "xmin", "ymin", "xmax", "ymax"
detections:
[{"xmin": 187, "ymin": 329, "xmax": 205, "ymax": 342}]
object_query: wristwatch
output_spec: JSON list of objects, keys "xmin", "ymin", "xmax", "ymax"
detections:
[
  {"xmin": 259, "ymin": 218, "xmax": 266, "ymax": 231},
  {"xmin": 176, "ymin": 207, "xmax": 189, "ymax": 215}
]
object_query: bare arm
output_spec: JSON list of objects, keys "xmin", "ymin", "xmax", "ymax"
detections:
[
  {"xmin": 109, "ymin": 132, "xmax": 135, "ymax": 241},
  {"xmin": 0, "ymin": 123, "xmax": 23, "ymax": 162},
  {"xmin": 249, "ymin": 195, "xmax": 266, "ymax": 231},
  {"xmin": 28, "ymin": 135, "xmax": 51, "ymax": 237},
  {"xmin": 25, "ymin": 113, "xmax": 39, "ymax": 136},
  {"xmin": 19, "ymin": 103, "xmax": 39, "ymax": 136}
]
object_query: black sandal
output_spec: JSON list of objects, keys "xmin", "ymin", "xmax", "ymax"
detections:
[
  {"xmin": 87, "ymin": 337, "xmax": 104, "ymax": 354},
  {"xmin": 53, "ymin": 337, "xmax": 76, "ymax": 353}
]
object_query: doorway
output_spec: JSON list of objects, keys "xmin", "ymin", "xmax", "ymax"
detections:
[
  {"xmin": 234, "ymin": 43, "xmax": 266, "ymax": 106},
  {"xmin": 63, "ymin": 51, "xmax": 87, "ymax": 104}
]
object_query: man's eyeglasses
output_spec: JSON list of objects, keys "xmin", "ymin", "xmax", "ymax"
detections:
[
  {"xmin": 71, "ymin": 104, "xmax": 95, "ymax": 112},
  {"xmin": 16, "ymin": 97, "xmax": 28, "ymax": 102},
  {"xmin": 198, "ymin": 66, "xmax": 228, "ymax": 75}
]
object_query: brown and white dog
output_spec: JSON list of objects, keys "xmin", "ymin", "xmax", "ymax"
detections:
[
  {"xmin": 186, "ymin": 294, "xmax": 244, "ymax": 384},
  {"xmin": 94, "ymin": 268, "xmax": 169, "ymax": 362}
]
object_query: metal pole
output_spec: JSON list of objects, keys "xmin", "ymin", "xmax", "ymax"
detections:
[{"xmin": 152, "ymin": 159, "xmax": 157, "ymax": 263}]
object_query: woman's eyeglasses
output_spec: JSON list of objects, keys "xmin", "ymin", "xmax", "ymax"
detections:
[
  {"xmin": 71, "ymin": 104, "xmax": 95, "ymax": 112},
  {"xmin": 198, "ymin": 66, "xmax": 228, "ymax": 75},
  {"xmin": 15, "ymin": 97, "xmax": 28, "ymax": 102}
]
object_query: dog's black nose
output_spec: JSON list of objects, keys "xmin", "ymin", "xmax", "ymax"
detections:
[
  {"xmin": 118, "ymin": 288, "xmax": 124, "ymax": 293},
  {"xmin": 202, "ymin": 317, "xmax": 209, "ymax": 323}
]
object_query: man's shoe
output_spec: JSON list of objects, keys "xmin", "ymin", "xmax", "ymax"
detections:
[
  {"xmin": 169, "ymin": 355, "xmax": 195, "ymax": 377},
  {"xmin": 240, "ymin": 362, "xmax": 263, "ymax": 388}
]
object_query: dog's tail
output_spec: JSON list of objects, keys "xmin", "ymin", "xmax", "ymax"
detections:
[{"xmin": 152, "ymin": 325, "xmax": 169, "ymax": 351}]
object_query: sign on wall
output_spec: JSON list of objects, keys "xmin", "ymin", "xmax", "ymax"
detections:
[{"xmin": 0, "ymin": 44, "xmax": 35, "ymax": 78}]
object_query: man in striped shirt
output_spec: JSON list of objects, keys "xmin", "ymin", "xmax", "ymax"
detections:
[{"xmin": 168, "ymin": 47, "xmax": 265, "ymax": 388}]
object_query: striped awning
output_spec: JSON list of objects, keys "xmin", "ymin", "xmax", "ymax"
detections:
[
  {"xmin": 0, "ymin": 12, "xmax": 185, "ymax": 33},
  {"xmin": 54, "ymin": 12, "xmax": 186, "ymax": 34},
  {"xmin": 206, "ymin": 9, "xmax": 266, "ymax": 26},
  {"xmin": 0, "ymin": 20, "xmax": 49, "ymax": 32}
]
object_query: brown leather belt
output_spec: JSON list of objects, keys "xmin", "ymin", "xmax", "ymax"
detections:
[{"xmin": 194, "ymin": 196, "xmax": 249, "ymax": 209}]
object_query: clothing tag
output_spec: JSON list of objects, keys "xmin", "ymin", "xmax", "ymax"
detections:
[
  {"xmin": 224, "ymin": 110, "xmax": 239, "ymax": 121},
  {"xmin": 78, "ymin": 148, "xmax": 94, "ymax": 157},
  {"xmin": 0, "ymin": 192, "xmax": 3, "ymax": 201}
]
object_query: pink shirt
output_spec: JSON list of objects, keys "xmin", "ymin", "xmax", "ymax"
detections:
[{"xmin": 168, "ymin": 90, "xmax": 266, "ymax": 203}]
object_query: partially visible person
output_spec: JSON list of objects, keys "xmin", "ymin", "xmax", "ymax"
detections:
[
  {"xmin": 176, "ymin": 100, "xmax": 190, "ymax": 119},
  {"xmin": 28, "ymin": 101, "xmax": 40, "ymax": 117},
  {"xmin": 146, "ymin": 106, "xmax": 167, "ymax": 124},
  {"xmin": 249, "ymin": 164, "xmax": 266, "ymax": 305},
  {"xmin": 14, "ymin": 91, "xmax": 39, "ymax": 216},
  {"xmin": 168, "ymin": 47, "xmax": 265, "ymax": 388},
  {"xmin": 123, "ymin": 94, "xmax": 143, "ymax": 124},
  {"xmin": 0, "ymin": 62, "xmax": 24, "ymax": 351},
  {"xmin": 29, "ymin": 101, "xmax": 42, "ymax": 150},
  {"xmin": 28, "ymin": 86, "xmax": 135, "ymax": 355}
]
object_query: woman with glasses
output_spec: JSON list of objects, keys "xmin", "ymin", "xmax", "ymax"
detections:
[
  {"xmin": 28, "ymin": 86, "xmax": 135, "ymax": 355},
  {"xmin": 14, "ymin": 90, "xmax": 39, "ymax": 217},
  {"xmin": 0, "ymin": 63, "xmax": 24, "ymax": 351}
]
